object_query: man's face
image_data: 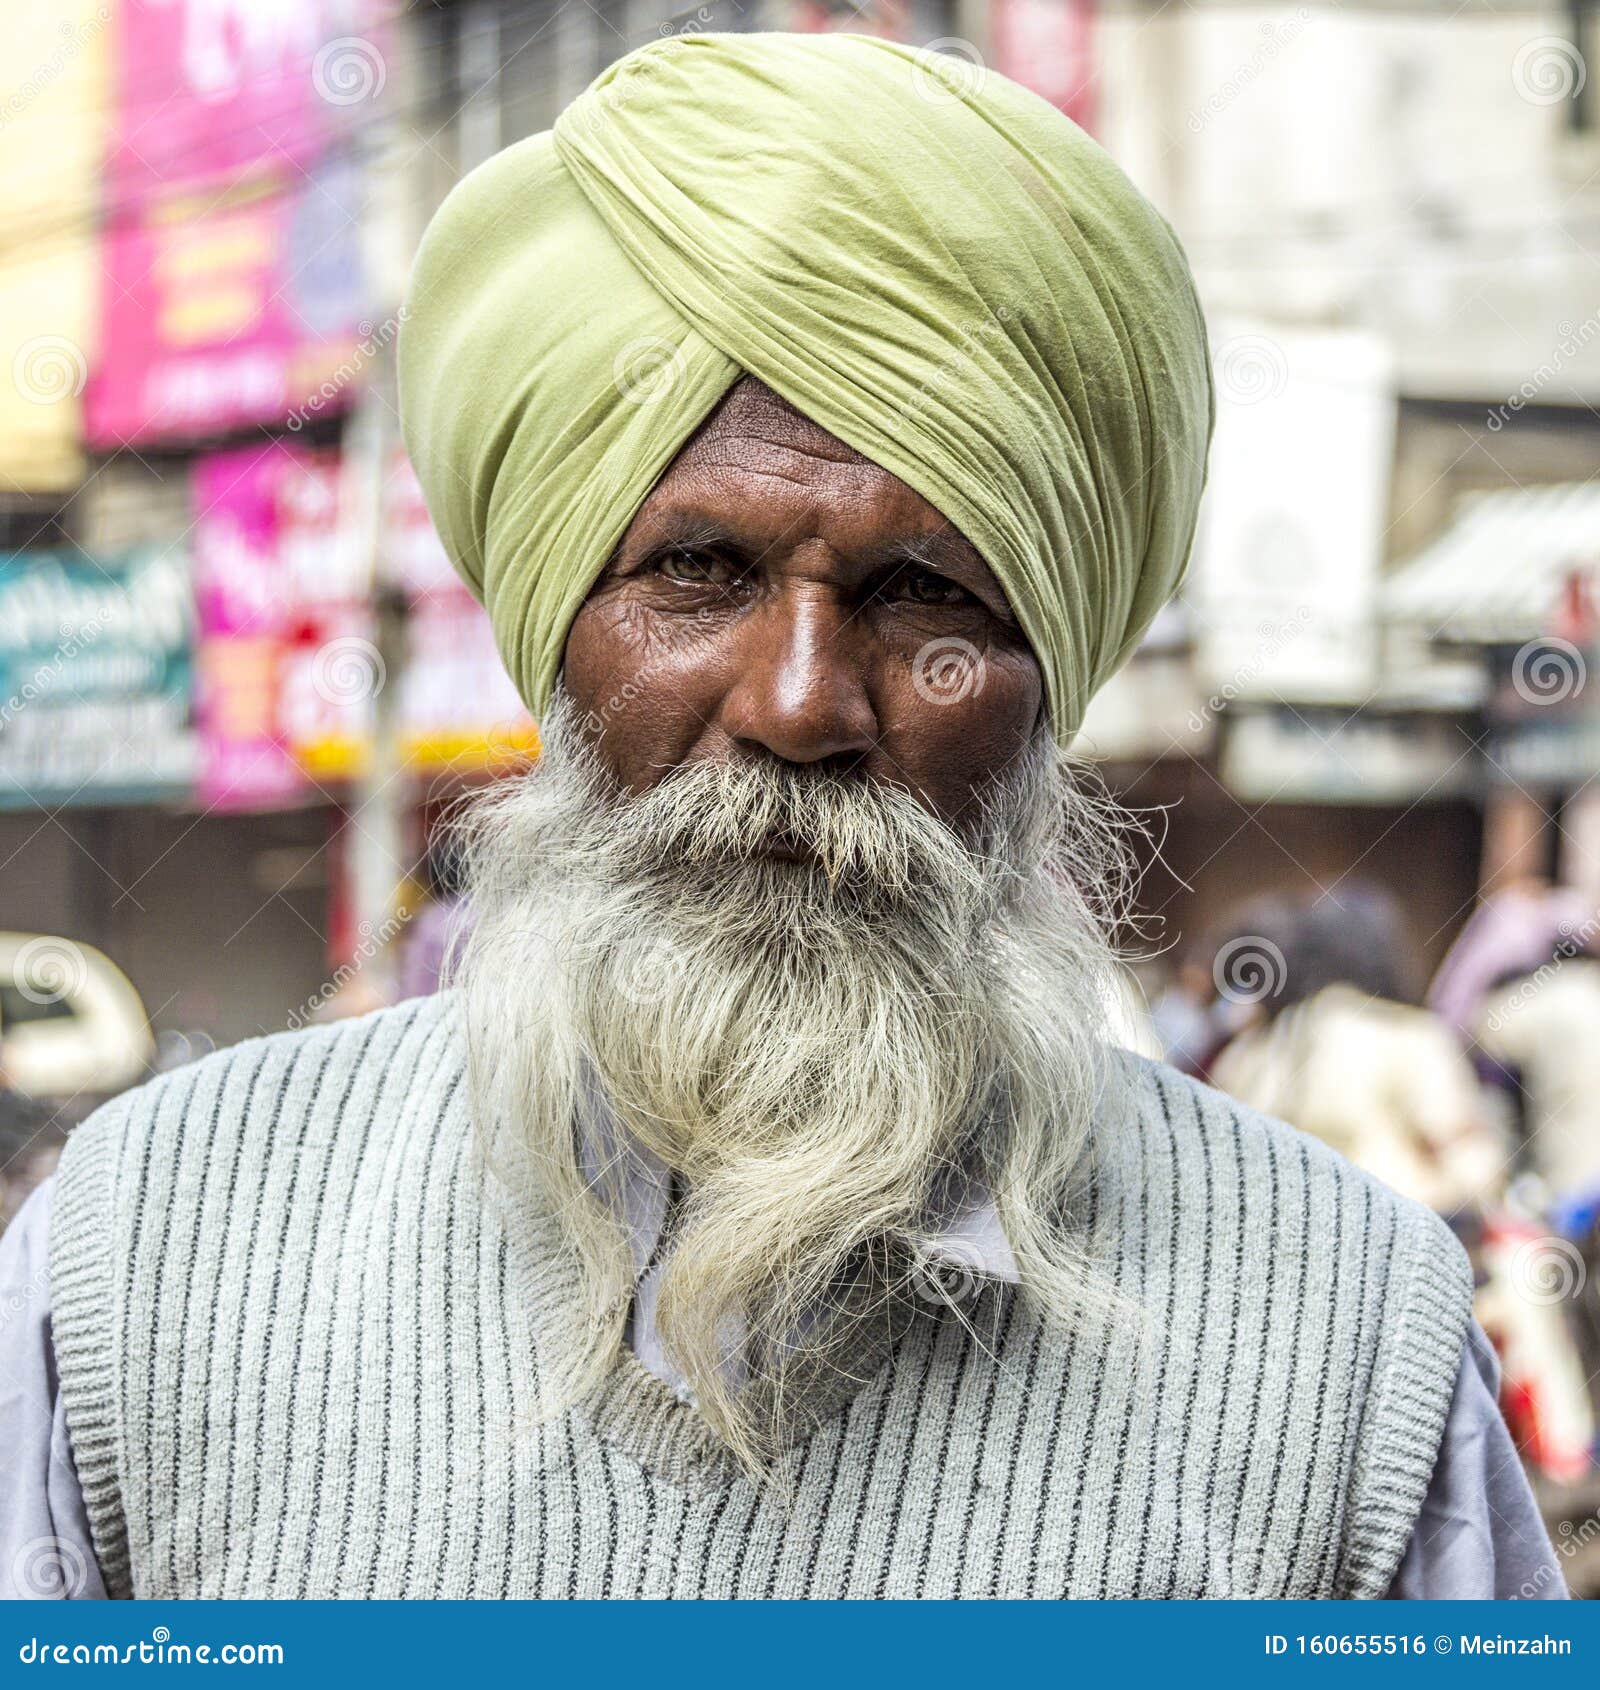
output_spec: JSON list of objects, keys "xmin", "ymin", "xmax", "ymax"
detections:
[{"xmin": 563, "ymin": 378, "xmax": 1045, "ymax": 833}]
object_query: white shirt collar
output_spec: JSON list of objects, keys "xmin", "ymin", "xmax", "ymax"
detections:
[{"xmin": 576, "ymin": 1099, "xmax": 1019, "ymax": 1403}]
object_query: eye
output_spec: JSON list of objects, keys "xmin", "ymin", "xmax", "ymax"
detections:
[
  {"xmin": 887, "ymin": 566, "xmax": 974, "ymax": 608},
  {"xmin": 651, "ymin": 548, "xmax": 745, "ymax": 588}
]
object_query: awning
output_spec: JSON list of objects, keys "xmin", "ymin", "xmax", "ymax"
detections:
[{"xmin": 1383, "ymin": 480, "xmax": 1600, "ymax": 645}]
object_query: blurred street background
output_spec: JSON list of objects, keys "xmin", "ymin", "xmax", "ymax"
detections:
[{"xmin": 4, "ymin": 0, "xmax": 1600, "ymax": 1590}]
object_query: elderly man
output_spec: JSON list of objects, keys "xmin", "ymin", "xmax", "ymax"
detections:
[{"xmin": 0, "ymin": 33, "xmax": 1562, "ymax": 1600}]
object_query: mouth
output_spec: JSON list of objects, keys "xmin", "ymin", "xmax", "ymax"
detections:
[{"xmin": 755, "ymin": 830, "xmax": 815, "ymax": 865}]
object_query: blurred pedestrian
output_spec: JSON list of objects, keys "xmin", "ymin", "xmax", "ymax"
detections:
[
  {"xmin": 1147, "ymin": 951, "xmax": 1222, "ymax": 1075},
  {"xmin": 1209, "ymin": 885, "xmax": 1505, "ymax": 1217},
  {"xmin": 1429, "ymin": 875, "xmax": 1593, "ymax": 1045},
  {"xmin": 1472, "ymin": 928, "xmax": 1600, "ymax": 1205}
]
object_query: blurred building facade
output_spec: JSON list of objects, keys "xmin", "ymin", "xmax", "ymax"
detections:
[
  {"xmin": 1088, "ymin": 0, "xmax": 1600, "ymax": 967},
  {"xmin": 1, "ymin": 0, "xmax": 1597, "ymax": 1052}
]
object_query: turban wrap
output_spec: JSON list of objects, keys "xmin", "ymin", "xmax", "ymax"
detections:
[{"xmin": 399, "ymin": 31, "xmax": 1213, "ymax": 745}]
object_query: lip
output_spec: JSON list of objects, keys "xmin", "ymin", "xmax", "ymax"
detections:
[{"xmin": 756, "ymin": 832, "xmax": 814, "ymax": 864}]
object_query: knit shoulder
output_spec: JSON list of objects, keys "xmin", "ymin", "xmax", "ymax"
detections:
[
  {"xmin": 1109, "ymin": 1051, "xmax": 1474, "ymax": 1596},
  {"xmin": 1115, "ymin": 1050, "xmax": 1471, "ymax": 1284},
  {"xmin": 49, "ymin": 994, "xmax": 466, "ymax": 1597},
  {"xmin": 56, "ymin": 993, "xmax": 458, "ymax": 1193}
]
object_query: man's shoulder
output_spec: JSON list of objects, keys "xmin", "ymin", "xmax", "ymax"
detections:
[
  {"xmin": 1109, "ymin": 1049, "xmax": 1471, "ymax": 1293},
  {"xmin": 57, "ymin": 995, "xmax": 462, "ymax": 1191}
]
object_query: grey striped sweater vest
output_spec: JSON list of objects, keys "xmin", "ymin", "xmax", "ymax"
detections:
[{"xmin": 50, "ymin": 993, "xmax": 1472, "ymax": 1599}]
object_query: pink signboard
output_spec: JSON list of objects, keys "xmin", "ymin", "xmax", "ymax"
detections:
[
  {"xmin": 191, "ymin": 441, "xmax": 364, "ymax": 810},
  {"xmin": 87, "ymin": 1, "xmax": 378, "ymax": 447},
  {"xmin": 383, "ymin": 450, "xmax": 538, "ymax": 772}
]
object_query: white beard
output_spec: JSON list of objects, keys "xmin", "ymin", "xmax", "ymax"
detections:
[{"xmin": 452, "ymin": 689, "xmax": 1131, "ymax": 1477}]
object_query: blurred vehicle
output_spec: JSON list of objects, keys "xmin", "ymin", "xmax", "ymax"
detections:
[{"xmin": 0, "ymin": 932, "xmax": 154, "ymax": 1102}]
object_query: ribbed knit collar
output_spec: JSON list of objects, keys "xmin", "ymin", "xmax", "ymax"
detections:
[{"xmin": 554, "ymin": 1095, "xmax": 1020, "ymax": 1488}]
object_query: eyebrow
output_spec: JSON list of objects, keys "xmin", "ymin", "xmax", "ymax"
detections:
[
  {"xmin": 617, "ymin": 508, "xmax": 1007, "ymax": 613},
  {"xmin": 623, "ymin": 512, "xmax": 741, "ymax": 556},
  {"xmin": 878, "ymin": 530, "xmax": 987, "ymax": 576}
]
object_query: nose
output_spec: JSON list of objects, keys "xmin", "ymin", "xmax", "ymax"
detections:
[{"xmin": 720, "ymin": 584, "xmax": 878, "ymax": 766}]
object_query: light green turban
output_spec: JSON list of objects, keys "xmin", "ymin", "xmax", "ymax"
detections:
[{"xmin": 399, "ymin": 31, "xmax": 1213, "ymax": 744}]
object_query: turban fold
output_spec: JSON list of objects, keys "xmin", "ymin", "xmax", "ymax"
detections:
[{"xmin": 399, "ymin": 31, "xmax": 1213, "ymax": 744}]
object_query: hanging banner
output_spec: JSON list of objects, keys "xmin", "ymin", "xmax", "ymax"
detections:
[
  {"xmin": 85, "ymin": 0, "xmax": 379, "ymax": 447},
  {"xmin": 990, "ymin": 0, "xmax": 1097, "ymax": 131},
  {"xmin": 384, "ymin": 451, "xmax": 539, "ymax": 773},
  {"xmin": 0, "ymin": 548, "xmax": 195, "ymax": 808},
  {"xmin": 191, "ymin": 442, "xmax": 369, "ymax": 810}
]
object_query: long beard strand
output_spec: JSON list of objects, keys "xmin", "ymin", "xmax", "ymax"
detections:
[{"xmin": 452, "ymin": 693, "xmax": 1132, "ymax": 1482}]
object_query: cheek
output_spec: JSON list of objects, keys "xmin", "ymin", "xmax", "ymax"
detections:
[
  {"xmin": 561, "ymin": 593, "xmax": 727, "ymax": 793},
  {"xmin": 875, "ymin": 642, "xmax": 1044, "ymax": 817}
]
